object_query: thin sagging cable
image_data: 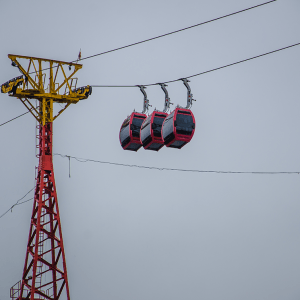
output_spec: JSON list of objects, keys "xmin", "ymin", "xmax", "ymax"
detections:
[
  {"xmin": 0, "ymin": 187, "xmax": 35, "ymax": 219},
  {"xmin": 54, "ymin": 153, "xmax": 300, "ymax": 175},
  {"xmin": 91, "ymin": 42, "xmax": 300, "ymax": 88},
  {"xmin": 15, "ymin": 198, "xmax": 33, "ymax": 206},
  {"xmin": 78, "ymin": 0, "xmax": 277, "ymax": 62},
  {"xmin": 0, "ymin": 111, "xmax": 30, "ymax": 127},
  {"xmin": 0, "ymin": 198, "xmax": 34, "ymax": 219}
]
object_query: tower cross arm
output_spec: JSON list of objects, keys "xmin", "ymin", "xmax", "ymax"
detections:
[{"xmin": 8, "ymin": 54, "xmax": 82, "ymax": 69}]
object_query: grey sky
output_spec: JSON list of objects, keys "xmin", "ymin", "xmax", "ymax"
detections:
[{"xmin": 1, "ymin": 0, "xmax": 300, "ymax": 299}]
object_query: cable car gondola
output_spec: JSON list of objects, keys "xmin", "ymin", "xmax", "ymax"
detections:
[
  {"xmin": 162, "ymin": 107, "xmax": 195, "ymax": 149},
  {"xmin": 162, "ymin": 79, "xmax": 196, "ymax": 149},
  {"xmin": 119, "ymin": 112, "xmax": 147, "ymax": 151},
  {"xmin": 140, "ymin": 111, "xmax": 168, "ymax": 151},
  {"xmin": 140, "ymin": 83, "xmax": 171, "ymax": 151},
  {"xmin": 119, "ymin": 86, "xmax": 149, "ymax": 151}
]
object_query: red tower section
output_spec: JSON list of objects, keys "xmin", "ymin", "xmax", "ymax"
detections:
[{"xmin": 11, "ymin": 122, "xmax": 70, "ymax": 300}]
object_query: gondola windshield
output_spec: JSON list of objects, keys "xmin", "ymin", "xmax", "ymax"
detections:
[
  {"xmin": 131, "ymin": 116, "xmax": 145, "ymax": 138},
  {"xmin": 152, "ymin": 117, "xmax": 165, "ymax": 137},
  {"xmin": 175, "ymin": 112, "xmax": 194, "ymax": 135}
]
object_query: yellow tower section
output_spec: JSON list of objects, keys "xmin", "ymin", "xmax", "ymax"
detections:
[{"xmin": 1, "ymin": 54, "xmax": 92, "ymax": 125}]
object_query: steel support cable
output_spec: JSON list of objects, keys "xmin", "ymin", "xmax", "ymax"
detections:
[
  {"xmin": 78, "ymin": 0, "xmax": 277, "ymax": 62},
  {"xmin": 91, "ymin": 42, "xmax": 300, "ymax": 87},
  {"xmin": 0, "ymin": 111, "xmax": 30, "ymax": 127},
  {"xmin": 3, "ymin": 42, "xmax": 300, "ymax": 128},
  {"xmin": 4, "ymin": 42, "xmax": 299, "ymax": 127},
  {"xmin": 54, "ymin": 153, "xmax": 300, "ymax": 175},
  {"xmin": 23, "ymin": 0, "xmax": 276, "ymax": 76},
  {"xmin": 0, "ymin": 187, "xmax": 35, "ymax": 219},
  {"xmin": 4, "ymin": 42, "xmax": 298, "ymax": 127}
]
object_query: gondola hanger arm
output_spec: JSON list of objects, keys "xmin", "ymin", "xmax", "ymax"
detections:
[
  {"xmin": 158, "ymin": 83, "xmax": 173, "ymax": 113},
  {"xmin": 181, "ymin": 78, "xmax": 196, "ymax": 109},
  {"xmin": 137, "ymin": 85, "xmax": 151, "ymax": 114}
]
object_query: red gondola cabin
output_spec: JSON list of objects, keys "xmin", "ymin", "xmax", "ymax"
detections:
[
  {"xmin": 140, "ymin": 111, "xmax": 168, "ymax": 151},
  {"xmin": 119, "ymin": 112, "xmax": 147, "ymax": 151},
  {"xmin": 162, "ymin": 107, "xmax": 195, "ymax": 149}
]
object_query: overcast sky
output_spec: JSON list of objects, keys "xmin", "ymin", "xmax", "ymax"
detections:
[{"xmin": 1, "ymin": 0, "xmax": 300, "ymax": 299}]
